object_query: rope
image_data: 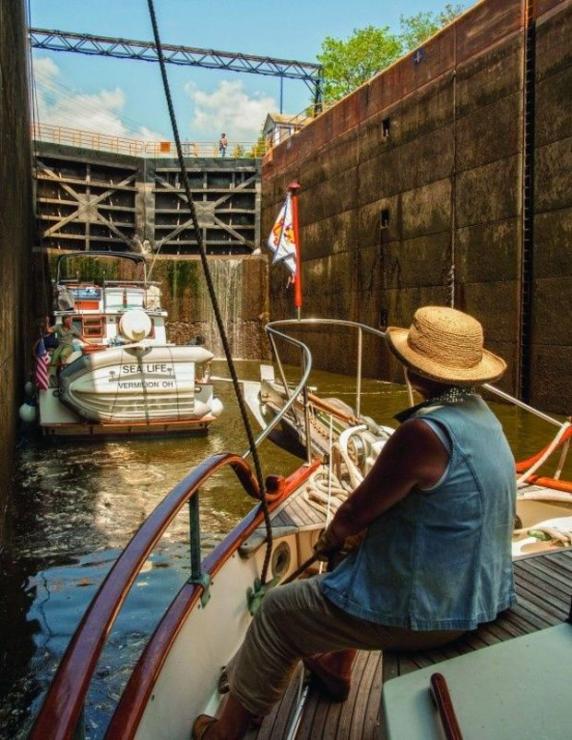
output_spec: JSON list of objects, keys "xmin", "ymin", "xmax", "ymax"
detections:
[
  {"xmin": 146, "ymin": 0, "xmax": 273, "ymax": 583},
  {"xmin": 319, "ymin": 414, "xmax": 335, "ymax": 575}
]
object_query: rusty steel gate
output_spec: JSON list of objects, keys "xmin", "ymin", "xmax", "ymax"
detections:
[{"xmin": 34, "ymin": 141, "xmax": 260, "ymax": 254}]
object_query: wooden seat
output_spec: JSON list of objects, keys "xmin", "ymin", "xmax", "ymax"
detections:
[
  {"xmin": 381, "ymin": 549, "xmax": 572, "ymax": 685},
  {"xmin": 383, "ymin": 621, "xmax": 572, "ymax": 739},
  {"xmin": 249, "ymin": 549, "xmax": 572, "ymax": 740}
]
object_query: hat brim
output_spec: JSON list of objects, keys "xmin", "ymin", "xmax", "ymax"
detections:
[{"xmin": 385, "ymin": 327, "xmax": 507, "ymax": 385}]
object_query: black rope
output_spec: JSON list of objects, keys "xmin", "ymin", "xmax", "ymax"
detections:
[{"xmin": 146, "ymin": 0, "xmax": 273, "ymax": 583}]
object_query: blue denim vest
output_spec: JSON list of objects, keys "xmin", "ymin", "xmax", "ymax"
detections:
[{"xmin": 321, "ymin": 395, "xmax": 516, "ymax": 630}]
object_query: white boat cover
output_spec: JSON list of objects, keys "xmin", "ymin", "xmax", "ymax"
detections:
[{"xmin": 59, "ymin": 345, "xmax": 215, "ymax": 422}]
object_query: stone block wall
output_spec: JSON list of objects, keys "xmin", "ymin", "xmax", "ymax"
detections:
[
  {"xmin": 0, "ymin": 0, "xmax": 34, "ymax": 542},
  {"xmin": 261, "ymin": 0, "xmax": 572, "ymax": 414},
  {"xmin": 531, "ymin": 0, "xmax": 572, "ymax": 410}
]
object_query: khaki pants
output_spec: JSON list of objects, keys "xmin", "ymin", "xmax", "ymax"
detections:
[
  {"xmin": 227, "ymin": 576, "xmax": 464, "ymax": 716},
  {"xmin": 50, "ymin": 343, "xmax": 74, "ymax": 368}
]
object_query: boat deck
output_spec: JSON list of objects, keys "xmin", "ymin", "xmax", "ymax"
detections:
[
  {"xmin": 246, "ymin": 548, "xmax": 572, "ymax": 739},
  {"xmin": 242, "ymin": 481, "xmax": 563, "ymax": 552}
]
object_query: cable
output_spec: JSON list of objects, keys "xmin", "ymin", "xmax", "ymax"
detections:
[{"xmin": 146, "ymin": 0, "xmax": 273, "ymax": 584}]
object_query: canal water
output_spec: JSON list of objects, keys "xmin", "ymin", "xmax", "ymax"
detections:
[{"xmin": 0, "ymin": 360, "xmax": 568, "ymax": 738}]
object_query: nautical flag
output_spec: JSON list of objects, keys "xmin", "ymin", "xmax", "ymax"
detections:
[
  {"xmin": 267, "ymin": 193, "xmax": 297, "ymax": 276},
  {"xmin": 35, "ymin": 337, "xmax": 50, "ymax": 391}
]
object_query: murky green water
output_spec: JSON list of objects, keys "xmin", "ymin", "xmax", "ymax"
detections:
[{"xmin": 0, "ymin": 359, "xmax": 568, "ymax": 738}]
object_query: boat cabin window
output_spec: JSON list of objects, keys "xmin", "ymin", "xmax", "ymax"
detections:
[
  {"xmin": 125, "ymin": 288, "xmax": 145, "ymax": 308},
  {"xmin": 71, "ymin": 285, "xmax": 101, "ymax": 311},
  {"xmin": 382, "ymin": 117, "xmax": 391, "ymax": 138},
  {"xmin": 104, "ymin": 286, "xmax": 145, "ymax": 309}
]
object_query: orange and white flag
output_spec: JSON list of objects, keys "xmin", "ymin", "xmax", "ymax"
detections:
[{"xmin": 267, "ymin": 194, "xmax": 296, "ymax": 275}]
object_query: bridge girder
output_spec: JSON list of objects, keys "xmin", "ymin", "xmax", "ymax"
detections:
[{"xmin": 29, "ymin": 27, "xmax": 324, "ymax": 104}]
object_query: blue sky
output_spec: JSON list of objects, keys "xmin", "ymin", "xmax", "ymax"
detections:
[{"xmin": 29, "ymin": 0, "xmax": 470, "ymax": 143}]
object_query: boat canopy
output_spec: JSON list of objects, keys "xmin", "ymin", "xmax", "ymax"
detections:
[{"xmin": 55, "ymin": 251, "xmax": 148, "ymax": 285}]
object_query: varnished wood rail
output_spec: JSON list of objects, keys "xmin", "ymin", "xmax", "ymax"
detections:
[
  {"xmin": 30, "ymin": 452, "xmax": 260, "ymax": 740},
  {"xmin": 107, "ymin": 458, "xmax": 320, "ymax": 738}
]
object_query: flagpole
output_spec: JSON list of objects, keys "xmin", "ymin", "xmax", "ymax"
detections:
[{"xmin": 288, "ymin": 181, "xmax": 302, "ymax": 320}]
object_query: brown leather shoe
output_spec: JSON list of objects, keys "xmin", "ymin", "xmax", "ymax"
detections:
[
  {"xmin": 303, "ymin": 650, "xmax": 356, "ymax": 702},
  {"xmin": 192, "ymin": 714, "xmax": 217, "ymax": 739}
]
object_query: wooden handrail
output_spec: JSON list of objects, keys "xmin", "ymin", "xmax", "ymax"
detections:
[
  {"xmin": 430, "ymin": 673, "xmax": 464, "ymax": 740},
  {"xmin": 307, "ymin": 392, "xmax": 359, "ymax": 425},
  {"xmin": 30, "ymin": 452, "xmax": 259, "ymax": 740},
  {"xmin": 107, "ymin": 458, "xmax": 320, "ymax": 739}
]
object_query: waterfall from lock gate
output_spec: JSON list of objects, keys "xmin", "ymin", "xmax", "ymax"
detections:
[{"xmin": 199, "ymin": 258, "xmax": 245, "ymax": 359}]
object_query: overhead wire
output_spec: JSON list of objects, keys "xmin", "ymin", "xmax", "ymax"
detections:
[
  {"xmin": 146, "ymin": 0, "xmax": 274, "ymax": 584},
  {"xmin": 32, "ymin": 70, "xmax": 155, "ymax": 136}
]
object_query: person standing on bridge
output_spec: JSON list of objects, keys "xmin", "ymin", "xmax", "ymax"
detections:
[
  {"xmin": 218, "ymin": 133, "xmax": 228, "ymax": 157},
  {"xmin": 192, "ymin": 306, "xmax": 516, "ymax": 740}
]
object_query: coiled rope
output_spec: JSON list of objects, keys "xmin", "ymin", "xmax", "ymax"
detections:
[{"xmin": 147, "ymin": 0, "xmax": 273, "ymax": 583}]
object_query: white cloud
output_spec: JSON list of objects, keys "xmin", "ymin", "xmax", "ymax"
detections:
[
  {"xmin": 32, "ymin": 55, "xmax": 164, "ymax": 140},
  {"xmin": 34, "ymin": 56, "xmax": 59, "ymax": 84},
  {"xmin": 185, "ymin": 80, "xmax": 275, "ymax": 141}
]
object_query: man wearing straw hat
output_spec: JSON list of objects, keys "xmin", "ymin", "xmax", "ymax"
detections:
[{"xmin": 193, "ymin": 306, "xmax": 516, "ymax": 740}]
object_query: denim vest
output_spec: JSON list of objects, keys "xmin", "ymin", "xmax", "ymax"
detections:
[{"xmin": 321, "ymin": 395, "xmax": 516, "ymax": 631}]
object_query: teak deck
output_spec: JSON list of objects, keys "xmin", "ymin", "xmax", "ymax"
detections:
[{"xmin": 246, "ymin": 549, "xmax": 572, "ymax": 739}]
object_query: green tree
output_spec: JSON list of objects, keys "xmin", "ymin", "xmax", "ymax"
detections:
[
  {"xmin": 249, "ymin": 132, "xmax": 267, "ymax": 158},
  {"xmin": 232, "ymin": 143, "xmax": 245, "ymax": 158},
  {"xmin": 317, "ymin": 25, "xmax": 402, "ymax": 103},
  {"xmin": 400, "ymin": 4, "xmax": 467, "ymax": 52},
  {"xmin": 315, "ymin": 3, "xmax": 468, "ymax": 105}
]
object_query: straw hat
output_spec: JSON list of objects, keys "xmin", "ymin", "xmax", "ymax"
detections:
[{"xmin": 385, "ymin": 306, "xmax": 506, "ymax": 385}]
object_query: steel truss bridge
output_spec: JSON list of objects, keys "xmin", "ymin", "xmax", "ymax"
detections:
[{"xmin": 28, "ymin": 28, "xmax": 324, "ymax": 110}]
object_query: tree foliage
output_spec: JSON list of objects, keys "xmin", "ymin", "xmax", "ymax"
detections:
[
  {"xmin": 318, "ymin": 26, "xmax": 402, "ymax": 103},
  {"xmin": 400, "ymin": 4, "xmax": 466, "ymax": 52},
  {"xmin": 249, "ymin": 132, "xmax": 267, "ymax": 158},
  {"xmin": 318, "ymin": 3, "xmax": 467, "ymax": 103}
]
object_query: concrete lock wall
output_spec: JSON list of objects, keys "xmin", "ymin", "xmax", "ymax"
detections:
[
  {"xmin": 261, "ymin": 0, "xmax": 572, "ymax": 415},
  {"xmin": 0, "ymin": 0, "xmax": 35, "ymax": 541}
]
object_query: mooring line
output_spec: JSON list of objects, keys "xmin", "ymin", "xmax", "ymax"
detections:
[{"xmin": 147, "ymin": 0, "xmax": 273, "ymax": 583}]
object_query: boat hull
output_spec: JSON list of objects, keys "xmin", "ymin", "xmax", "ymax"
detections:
[{"xmin": 39, "ymin": 345, "xmax": 222, "ymax": 432}]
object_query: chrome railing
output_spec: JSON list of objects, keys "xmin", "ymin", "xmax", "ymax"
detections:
[
  {"xmin": 247, "ymin": 317, "xmax": 569, "ymax": 476},
  {"xmin": 245, "ymin": 318, "xmax": 403, "ymax": 465},
  {"xmin": 245, "ymin": 327, "xmax": 314, "ymax": 464}
]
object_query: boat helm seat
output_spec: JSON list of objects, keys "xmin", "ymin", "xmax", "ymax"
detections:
[{"xmin": 119, "ymin": 309, "xmax": 152, "ymax": 342}]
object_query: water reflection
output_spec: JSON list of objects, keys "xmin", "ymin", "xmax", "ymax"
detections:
[{"xmin": 0, "ymin": 360, "xmax": 568, "ymax": 738}]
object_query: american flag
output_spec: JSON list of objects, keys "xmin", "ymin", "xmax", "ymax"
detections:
[{"xmin": 35, "ymin": 337, "xmax": 50, "ymax": 391}]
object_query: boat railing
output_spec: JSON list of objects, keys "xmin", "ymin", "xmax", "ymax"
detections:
[
  {"xmin": 247, "ymin": 319, "xmax": 402, "ymax": 465},
  {"xmin": 29, "ymin": 452, "xmax": 264, "ymax": 740},
  {"xmin": 259, "ymin": 318, "xmax": 570, "ymax": 483},
  {"xmin": 267, "ymin": 318, "xmax": 392, "ymax": 420},
  {"xmin": 245, "ymin": 326, "xmax": 314, "ymax": 464}
]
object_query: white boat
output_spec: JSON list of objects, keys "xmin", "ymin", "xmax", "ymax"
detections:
[
  {"xmin": 30, "ymin": 319, "xmax": 572, "ymax": 739},
  {"xmin": 38, "ymin": 252, "xmax": 223, "ymax": 436}
]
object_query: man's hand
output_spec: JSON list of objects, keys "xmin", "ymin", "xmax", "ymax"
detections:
[
  {"xmin": 314, "ymin": 526, "xmax": 366, "ymax": 563},
  {"xmin": 313, "ymin": 526, "xmax": 343, "ymax": 562}
]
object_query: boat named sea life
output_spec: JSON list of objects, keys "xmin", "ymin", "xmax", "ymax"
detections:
[{"xmin": 36, "ymin": 251, "xmax": 223, "ymax": 436}]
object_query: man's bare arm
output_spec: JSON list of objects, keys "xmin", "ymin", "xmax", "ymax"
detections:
[{"xmin": 324, "ymin": 419, "xmax": 449, "ymax": 548}]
